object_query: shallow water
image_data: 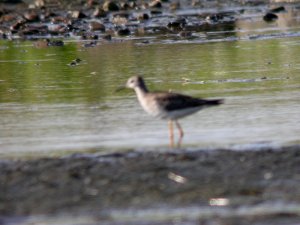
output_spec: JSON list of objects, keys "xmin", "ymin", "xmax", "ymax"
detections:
[
  {"xmin": 1, "ymin": 38, "xmax": 299, "ymax": 157},
  {"xmin": 1, "ymin": 11, "xmax": 300, "ymax": 156}
]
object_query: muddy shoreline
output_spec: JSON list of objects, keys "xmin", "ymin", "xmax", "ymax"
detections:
[
  {"xmin": 1, "ymin": 0, "xmax": 297, "ymax": 43},
  {"xmin": 1, "ymin": 145, "xmax": 300, "ymax": 224}
]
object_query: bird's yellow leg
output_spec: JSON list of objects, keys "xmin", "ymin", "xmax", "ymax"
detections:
[
  {"xmin": 175, "ymin": 120, "xmax": 184, "ymax": 148},
  {"xmin": 168, "ymin": 120, "xmax": 174, "ymax": 148}
]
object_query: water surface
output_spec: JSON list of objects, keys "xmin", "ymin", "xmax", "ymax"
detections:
[{"xmin": 0, "ymin": 36, "xmax": 300, "ymax": 157}]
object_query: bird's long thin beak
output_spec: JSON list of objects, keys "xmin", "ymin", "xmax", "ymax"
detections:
[{"xmin": 115, "ymin": 85, "xmax": 126, "ymax": 92}]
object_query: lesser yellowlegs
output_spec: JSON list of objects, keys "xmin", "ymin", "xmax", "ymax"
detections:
[{"xmin": 120, "ymin": 76, "xmax": 224, "ymax": 147}]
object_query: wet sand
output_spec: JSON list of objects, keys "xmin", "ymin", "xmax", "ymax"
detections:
[{"xmin": 1, "ymin": 145, "xmax": 300, "ymax": 224}]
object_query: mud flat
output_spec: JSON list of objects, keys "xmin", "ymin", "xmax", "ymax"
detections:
[
  {"xmin": 1, "ymin": 0, "xmax": 300, "ymax": 43},
  {"xmin": 1, "ymin": 145, "xmax": 300, "ymax": 224}
]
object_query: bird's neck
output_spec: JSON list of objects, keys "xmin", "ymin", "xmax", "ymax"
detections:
[
  {"xmin": 134, "ymin": 84, "xmax": 149, "ymax": 96},
  {"xmin": 134, "ymin": 86, "xmax": 149, "ymax": 108}
]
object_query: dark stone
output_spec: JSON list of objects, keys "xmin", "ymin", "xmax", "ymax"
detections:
[
  {"xmin": 19, "ymin": 27, "xmax": 41, "ymax": 35},
  {"xmin": 263, "ymin": 13, "xmax": 278, "ymax": 22},
  {"xmin": 179, "ymin": 30, "xmax": 192, "ymax": 38},
  {"xmin": 93, "ymin": 7, "xmax": 107, "ymax": 18},
  {"xmin": 120, "ymin": 2, "xmax": 130, "ymax": 10},
  {"xmin": 116, "ymin": 28, "xmax": 130, "ymax": 36},
  {"xmin": 83, "ymin": 41, "xmax": 97, "ymax": 47},
  {"xmin": 10, "ymin": 20, "xmax": 26, "ymax": 31},
  {"xmin": 23, "ymin": 11, "xmax": 39, "ymax": 22},
  {"xmin": 102, "ymin": 34, "xmax": 112, "ymax": 40},
  {"xmin": 89, "ymin": 21, "xmax": 105, "ymax": 31},
  {"xmin": 71, "ymin": 11, "xmax": 87, "ymax": 19},
  {"xmin": 68, "ymin": 58, "xmax": 82, "ymax": 66},
  {"xmin": 46, "ymin": 39, "xmax": 64, "ymax": 46},
  {"xmin": 1, "ymin": 32, "xmax": 8, "ymax": 39},
  {"xmin": 167, "ymin": 18, "xmax": 186, "ymax": 31},
  {"xmin": 75, "ymin": 58, "xmax": 81, "ymax": 63},
  {"xmin": 68, "ymin": 61, "xmax": 77, "ymax": 66},
  {"xmin": 150, "ymin": 10, "xmax": 162, "ymax": 15},
  {"xmin": 116, "ymin": 29, "xmax": 129, "ymax": 36},
  {"xmin": 206, "ymin": 13, "xmax": 224, "ymax": 22},
  {"xmin": 81, "ymin": 32, "xmax": 99, "ymax": 40},
  {"xmin": 103, "ymin": 1, "xmax": 119, "ymax": 12},
  {"xmin": 149, "ymin": 0, "xmax": 162, "ymax": 8},
  {"xmin": 270, "ymin": 6, "xmax": 286, "ymax": 13},
  {"xmin": 137, "ymin": 13, "xmax": 150, "ymax": 21},
  {"xmin": 51, "ymin": 16, "xmax": 69, "ymax": 23}
]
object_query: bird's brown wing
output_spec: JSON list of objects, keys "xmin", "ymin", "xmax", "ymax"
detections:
[{"xmin": 152, "ymin": 92, "xmax": 209, "ymax": 111}]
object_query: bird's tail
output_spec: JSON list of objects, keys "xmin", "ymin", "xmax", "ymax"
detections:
[{"xmin": 206, "ymin": 99, "xmax": 224, "ymax": 106}]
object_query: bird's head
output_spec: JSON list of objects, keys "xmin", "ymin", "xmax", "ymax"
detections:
[
  {"xmin": 126, "ymin": 76, "xmax": 145, "ymax": 89},
  {"xmin": 116, "ymin": 76, "xmax": 147, "ymax": 92}
]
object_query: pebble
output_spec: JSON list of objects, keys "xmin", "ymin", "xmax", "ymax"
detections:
[
  {"xmin": 102, "ymin": 34, "xmax": 112, "ymax": 41},
  {"xmin": 1, "ymin": 13, "xmax": 18, "ymax": 22},
  {"xmin": 81, "ymin": 33, "xmax": 99, "ymax": 40},
  {"xmin": 23, "ymin": 11, "xmax": 40, "ymax": 22},
  {"xmin": 71, "ymin": 11, "xmax": 87, "ymax": 19},
  {"xmin": 103, "ymin": 1, "xmax": 119, "ymax": 12},
  {"xmin": 179, "ymin": 31, "xmax": 192, "ymax": 38},
  {"xmin": 270, "ymin": 6, "xmax": 286, "ymax": 13},
  {"xmin": 68, "ymin": 58, "xmax": 81, "ymax": 66},
  {"xmin": 51, "ymin": 16, "xmax": 69, "ymax": 23},
  {"xmin": 116, "ymin": 28, "xmax": 130, "ymax": 36},
  {"xmin": 263, "ymin": 13, "xmax": 278, "ymax": 22},
  {"xmin": 48, "ymin": 24, "xmax": 66, "ymax": 33},
  {"xmin": 137, "ymin": 13, "xmax": 150, "ymax": 21},
  {"xmin": 150, "ymin": 10, "xmax": 162, "ymax": 15},
  {"xmin": 89, "ymin": 21, "xmax": 105, "ymax": 31},
  {"xmin": 112, "ymin": 15, "xmax": 128, "ymax": 25},
  {"xmin": 149, "ymin": 0, "xmax": 162, "ymax": 8},
  {"xmin": 34, "ymin": 0, "xmax": 46, "ymax": 8},
  {"xmin": 206, "ymin": 13, "xmax": 224, "ymax": 23},
  {"xmin": 46, "ymin": 39, "xmax": 64, "ymax": 46},
  {"xmin": 120, "ymin": 2, "xmax": 130, "ymax": 10},
  {"xmin": 33, "ymin": 39, "xmax": 48, "ymax": 48},
  {"xmin": 10, "ymin": 20, "xmax": 26, "ymax": 31},
  {"xmin": 83, "ymin": 41, "xmax": 97, "ymax": 48},
  {"xmin": 93, "ymin": 7, "xmax": 106, "ymax": 18},
  {"xmin": 167, "ymin": 18, "xmax": 186, "ymax": 31}
]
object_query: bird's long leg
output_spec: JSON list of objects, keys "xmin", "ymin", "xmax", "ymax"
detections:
[
  {"xmin": 168, "ymin": 120, "xmax": 174, "ymax": 148},
  {"xmin": 175, "ymin": 120, "xmax": 184, "ymax": 148}
]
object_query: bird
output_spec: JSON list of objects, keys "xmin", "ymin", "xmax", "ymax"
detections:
[{"xmin": 119, "ymin": 76, "xmax": 224, "ymax": 147}]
